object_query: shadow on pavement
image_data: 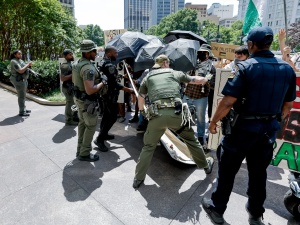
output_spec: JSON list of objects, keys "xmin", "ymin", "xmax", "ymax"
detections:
[
  {"xmin": 52, "ymin": 125, "xmax": 77, "ymax": 143},
  {"xmin": 0, "ymin": 115, "xmax": 25, "ymax": 126},
  {"xmin": 62, "ymin": 151, "xmax": 132, "ymax": 202}
]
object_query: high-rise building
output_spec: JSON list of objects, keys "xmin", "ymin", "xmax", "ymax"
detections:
[
  {"xmin": 237, "ymin": 0, "xmax": 300, "ymax": 34},
  {"xmin": 151, "ymin": 0, "xmax": 185, "ymax": 26},
  {"xmin": 58, "ymin": 0, "xmax": 74, "ymax": 16},
  {"xmin": 124, "ymin": 0, "xmax": 185, "ymax": 30},
  {"xmin": 124, "ymin": 0, "xmax": 152, "ymax": 31},
  {"xmin": 185, "ymin": 2, "xmax": 207, "ymax": 18},
  {"xmin": 207, "ymin": 3, "xmax": 234, "ymax": 20}
]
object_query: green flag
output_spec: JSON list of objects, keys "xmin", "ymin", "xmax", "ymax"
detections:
[{"xmin": 242, "ymin": 0, "xmax": 267, "ymax": 35}]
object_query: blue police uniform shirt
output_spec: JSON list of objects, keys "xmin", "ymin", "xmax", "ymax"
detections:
[{"xmin": 222, "ymin": 50, "xmax": 296, "ymax": 115}]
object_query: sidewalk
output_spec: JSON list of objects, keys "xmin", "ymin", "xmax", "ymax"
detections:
[{"xmin": 0, "ymin": 87, "xmax": 297, "ymax": 225}]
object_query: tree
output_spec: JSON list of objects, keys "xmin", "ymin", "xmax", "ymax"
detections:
[
  {"xmin": 287, "ymin": 21, "xmax": 300, "ymax": 50},
  {"xmin": 0, "ymin": 0, "xmax": 83, "ymax": 60},
  {"xmin": 147, "ymin": 8, "xmax": 199, "ymax": 38},
  {"xmin": 82, "ymin": 24, "xmax": 104, "ymax": 46}
]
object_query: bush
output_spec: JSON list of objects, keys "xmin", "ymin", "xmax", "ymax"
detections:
[{"xmin": 0, "ymin": 60, "xmax": 60, "ymax": 96}]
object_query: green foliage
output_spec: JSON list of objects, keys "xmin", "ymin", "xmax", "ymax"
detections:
[
  {"xmin": 271, "ymin": 34, "xmax": 280, "ymax": 51},
  {"xmin": 150, "ymin": 8, "xmax": 199, "ymax": 38},
  {"xmin": 82, "ymin": 24, "xmax": 104, "ymax": 46},
  {"xmin": 28, "ymin": 60, "xmax": 60, "ymax": 95},
  {"xmin": 0, "ymin": 0, "xmax": 84, "ymax": 60}
]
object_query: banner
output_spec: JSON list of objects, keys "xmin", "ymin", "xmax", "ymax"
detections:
[
  {"xmin": 208, "ymin": 69, "xmax": 300, "ymax": 172},
  {"xmin": 104, "ymin": 29, "xmax": 127, "ymax": 46},
  {"xmin": 211, "ymin": 42, "xmax": 240, "ymax": 60}
]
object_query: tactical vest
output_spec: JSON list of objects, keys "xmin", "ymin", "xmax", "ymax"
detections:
[
  {"xmin": 146, "ymin": 68, "xmax": 181, "ymax": 102},
  {"xmin": 11, "ymin": 59, "xmax": 29, "ymax": 79},
  {"xmin": 72, "ymin": 58, "xmax": 98, "ymax": 92}
]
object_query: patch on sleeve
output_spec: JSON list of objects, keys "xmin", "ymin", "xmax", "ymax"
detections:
[
  {"xmin": 228, "ymin": 65, "xmax": 239, "ymax": 78},
  {"xmin": 83, "ymin": 69, "xmax": 95, "ymax": 80}
]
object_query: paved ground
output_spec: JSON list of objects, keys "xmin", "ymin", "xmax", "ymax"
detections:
[{"xmin": 0, "ymin": 87, "xmax": 299, "ymax": 225}]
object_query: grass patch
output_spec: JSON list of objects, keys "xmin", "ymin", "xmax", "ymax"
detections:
[{"xmin": 40, "ymin": 88, "xmax": 66, "ymax": 102}]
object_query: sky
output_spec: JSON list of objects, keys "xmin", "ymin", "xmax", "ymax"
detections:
[{"xmin": 74, "ymin": 0, "xmax": 239, "ymax": 30}]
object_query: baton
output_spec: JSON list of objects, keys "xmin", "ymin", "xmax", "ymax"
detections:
[{"xmin": 123, "ymin": 61, "xmax": 139, "ymax": 97}]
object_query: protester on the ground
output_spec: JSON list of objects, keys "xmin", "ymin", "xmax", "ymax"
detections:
[
  {"xmin": 60, "ymin": 49, "xmax": 78, "ymax": 126},
  {"xmin": 278, "ymin": 28, "xmax": 299, "ymax": 72},
  {"xmin": 224, "ymin": 45, "xmax": 249, "ymax": 71},
  {"xmin": 72, "ymin": 40, "xmax": 106, "ymax": 162},
  {"xmin": 202, "ymin": 26, "xmax": 296, "ymax": 225},
  {"xmin": 133, "ymin": 54, "xmax": 214, "ymax": 189},
  {"xmin": 9, "ymin": 50, "xmax": 32, "ymax": 117},
  {"xmin": 94, "ymin": 46, "xmax": 133, "ymax": 152},
  {"xmin": 183, "ymin": 44, "xmax": 216, "ymax": 149}
]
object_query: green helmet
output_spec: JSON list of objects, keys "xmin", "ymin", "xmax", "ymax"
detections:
[{"xmin": 79, "ymin": 40, "xmax": 97, "ymax": 52}]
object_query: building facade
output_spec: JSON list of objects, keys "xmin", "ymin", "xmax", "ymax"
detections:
[
  {"xmin": 219, "ymin": 16, "xmax": 238, "ymax": 27},
  {"xmin": 58, "ymin": 0, "xmax": 74, "ymax": 15},
  {"xmin": 207, "ymin": 3, "xmax": 234, "ymax": 20},
  {"xmin": 124, "ymin": 0, "xmax": 185, "ymax": 30},
  {"xmin": 238, "ymin": 0, "xmax": 300, "ymax": 34},
  {"xmin": 185, "ymin": 2, "xmax": 207, "ymax": 18},
  {"xmin": 124, "ymin": 0, "xmax": 152, "ymax": 30},
  {"xmin": 151, "ymin": 0, "xmax": 185, "ymax": 26}
]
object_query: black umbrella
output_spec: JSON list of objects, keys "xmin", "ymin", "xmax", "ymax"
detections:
[
  {"xmin": 107, "ymin": 31, "xmax": 149, "ymax": 63},
  {"xmin": 163, "ymin": 30, "xmax": 207, "ymax": 46},
  {"xmin": 132, "ymin": 35, "xmax": 164, "ymax": 72},
  {"xmin": 157, "ymin": 39, "xmax": 200, "ymax": 72},
  {"xmin": 134, "ymin": 41, "xmax": 164, "ymax": 72}
]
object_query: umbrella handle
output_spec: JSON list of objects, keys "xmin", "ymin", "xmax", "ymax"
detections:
[{"xmin": 123, "ymin": 61, "xmax": 139, "ymax": 97}]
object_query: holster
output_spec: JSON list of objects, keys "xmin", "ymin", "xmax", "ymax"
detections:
[
  {"xmin": 84, "ymin": 99, "xmax": 99, "ymax": 116},
  {"xmin": 16, "ymin": 74, "xmax": 23, "ymax": 82},
  {"xmin": 221, "ymin": 109, "xmax": 239, "ymax": 135}
]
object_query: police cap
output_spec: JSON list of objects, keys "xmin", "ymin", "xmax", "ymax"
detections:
[
  {"xmin": 153, "ymin": 54, "xmax": 169, "ymax": 68},
  {"xmin": 63, "ymin": 49, "xmax": 72, "ymax": 56},
  {"xmin": 245, "ymin": 26, "xmax": 274, "ymax": 44},
  {"xmin": 80, "ymin": 40, "xmax": 97, "ymax": 52}
]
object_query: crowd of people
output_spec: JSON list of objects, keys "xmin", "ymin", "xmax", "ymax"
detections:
[{"xmin": 8, "ymin": 26, "xmax": 298, "ymax": 225}]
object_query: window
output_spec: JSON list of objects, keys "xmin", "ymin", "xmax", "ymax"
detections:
[{"xmin": 269, "ymin": 14, "xmax": 271, "ymax": 18}]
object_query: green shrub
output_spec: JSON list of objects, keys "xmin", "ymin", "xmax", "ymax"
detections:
[
  {"xmin": 40, "ymin": 88, "xmax": 65, "ymax": 102},
  {"xmin": 28, "ymin": 60, "xmax": 60, "ymax": 95},
  {"xmin": 0, "ymin": 60, "xmax": 60, "ymax": 96}
]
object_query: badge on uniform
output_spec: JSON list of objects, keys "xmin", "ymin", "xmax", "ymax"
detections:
[
  {"xmin": 228, "ymin": 65, "xmax": 239, "ymax": 78},
  {"xmin": 108, "ymin": 66, "xmax": 115, "ymax": 74}
]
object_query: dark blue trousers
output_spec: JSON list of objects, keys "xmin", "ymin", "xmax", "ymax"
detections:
[{"xmin": 211, "ymin": 119, "xmax": 279, "ymax": 217}]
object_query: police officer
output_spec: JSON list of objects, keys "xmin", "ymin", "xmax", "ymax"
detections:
[
  {"xmin": 94, "ymin": 46, "xmax": 133, "ymax": 152},
  {"xmin": 60, "ymin": 49, "xmax": 78, "ymax": 125},
  {"xmin": 202, "ymin": 27, "xmax": 296, "ymax": 225},
  {"xmin": 72, "ymin": 40, "xmax": 106, "ymax": 162},
  {"xmin": 9, "ymin": 50, "xmax": 32, "ymax": 116},
  {"xmin": 133, "ymin": 54, "xmax": 215, "ymax": 189}
]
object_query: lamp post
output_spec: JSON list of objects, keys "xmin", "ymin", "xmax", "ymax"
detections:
[
  {"xmin": 283, "ymin": 0, "xmax": 288, "ymax": 45},
  {"xmin": 240, "ymin": 31, "xmax": 244, "ymax": 46}
]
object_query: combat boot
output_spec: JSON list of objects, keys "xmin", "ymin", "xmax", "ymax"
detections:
[
  {"xmin": 132, "ymin": 178, "xmax": 144, "ymax": 189},
  {"xmin": 201, "ymin": 197, "xmax": 224, "ymax": 224},
  {"xmin": 245, "ymin": 205, "xmax": 265, "ymax": 225}
]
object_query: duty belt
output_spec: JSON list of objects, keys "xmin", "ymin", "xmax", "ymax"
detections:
[
  {"xmin": 153, "ymin": 99, "xmax": 178, "ymax": 109},
  {"xmin": 240, "ymin": 115, "xmax": 277, "ymax": 120}
]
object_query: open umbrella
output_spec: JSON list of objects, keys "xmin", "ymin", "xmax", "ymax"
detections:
[
  {"xmin": 163, "ymin": 30, "xmax": 207, "ymax": 46},
  {"xmin": 134, "ymin": 41, "xmax": 164, "ymax": 72},
  {"xmin": 156, "ymin": 39, "xmax": 200, "ymax": 72},
  {"xmin": 107, "ymin": 31, "xmax": 149, "ymax": 63},
  {"xmin": 146, "ymin": 35, "xmax": 164, "ymax": 45}
]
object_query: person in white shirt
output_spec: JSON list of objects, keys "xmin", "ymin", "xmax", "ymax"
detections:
[{"xmin": 224, "ymin": 46, "xmax": 249, "ymax": 71}]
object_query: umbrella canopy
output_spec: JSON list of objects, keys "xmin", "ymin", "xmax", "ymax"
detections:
[
  {"xmin": 146, "ymin": 35, "xmax": 164, "ymax": 45},
  {"xmin": 156, "ymin": 39, "xmax": 200, "ymax": 72},
  {"xmin": 107, "ymin": 31, "xmax": 149, "ymax": 63},
  {"xmin": 134, "ymin": 41, "xmax": 164, "ymax": 72},
  {"xmin": 163, "ymin": 30, "xmax": 207, "ymax": 46}
]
